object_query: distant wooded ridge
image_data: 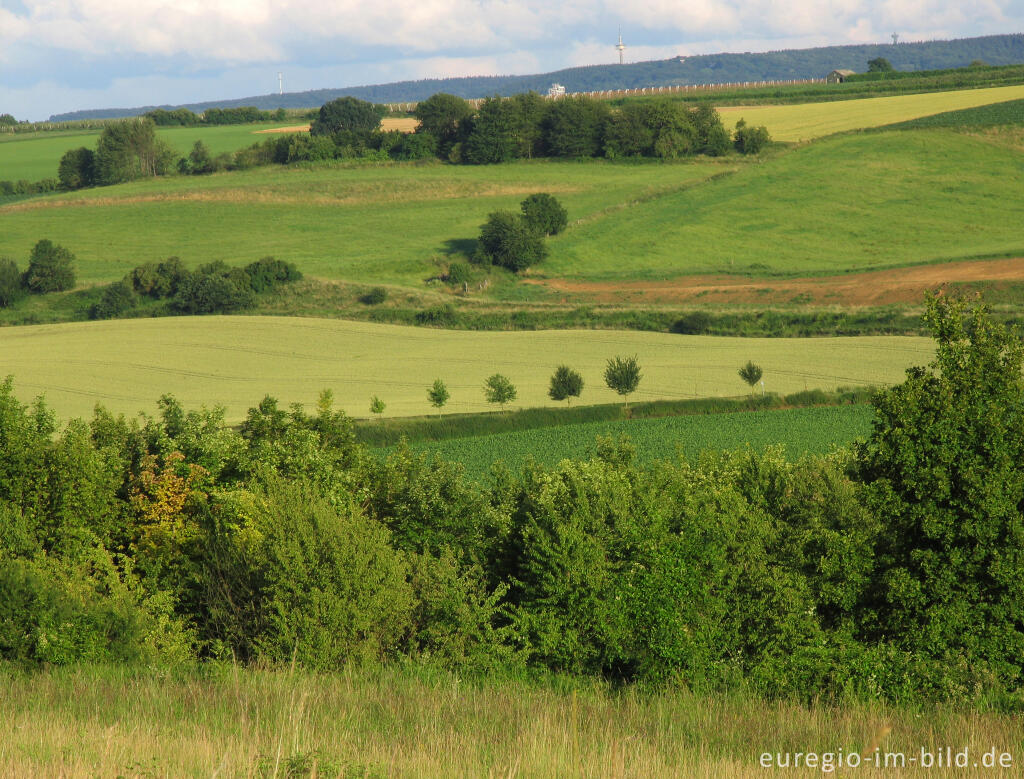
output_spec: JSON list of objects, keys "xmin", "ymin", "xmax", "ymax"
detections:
[{"xmin": 50, "ymin": 33, "xmax": 1024, "ymax": 121}]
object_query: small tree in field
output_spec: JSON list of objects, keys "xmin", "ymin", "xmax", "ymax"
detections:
[
  {"xmin": 369, "ymin": 396, "xmax": 386, "ymax": 420},
  {"xmin": 23, "ymin": 239, "xmax": 76, "ymax": 293},
  {"xmin": 548, "ymin": 365, "xmax": 583, "ymax": 405},
  {"xmin": 484, "ymin": 374, "xmax": 517, "ymax": 411},
  {"xmin": 521, "ymin": 193, "xmax": 568, "ymax": 236},
  {"xmin": 738, "ymin": 361, "xmax": 763, "ymax": 393},
  {"xmin": 428, "ymin": 379, "xmax": 450, "ymax": 416},
  {"xmin": 604, "ymin": 355, "xmax": 641, "ymax": 411}
]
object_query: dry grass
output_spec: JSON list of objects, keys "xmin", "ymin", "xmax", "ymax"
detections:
[{"xmin": 1, "ymin": 664, "xmax": 1020, "ymax": 778}]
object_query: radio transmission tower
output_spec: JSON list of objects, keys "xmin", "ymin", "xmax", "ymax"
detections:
[{"xmin": 616, "ymin": 29, "xmax": 626, "ymax": 64}]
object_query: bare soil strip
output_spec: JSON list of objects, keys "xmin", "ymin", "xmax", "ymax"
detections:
[{"xmin": 530, "ymin": 257, "xmax": 1024, "ymax": 306}]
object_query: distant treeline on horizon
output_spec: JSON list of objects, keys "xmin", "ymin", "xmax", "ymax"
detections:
[{"xmin": 49, "ymin": 33, "xmax": 1024, "ymax": 121}]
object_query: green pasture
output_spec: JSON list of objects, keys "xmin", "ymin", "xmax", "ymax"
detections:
[
  {"xmin": 721, "ymin": 83, "xmax": 1024, "ymax": 141},
  {"xmin": 544, "ymin": 129, "xmax": 1024, "ymax": 281},
  {"xmin": 389, "ymin": 403, "xmax": 874, "ymax": 481},
  {"xmin": 0, "ymin": 159, "xmax": 731, "ymax": 284},
  {"xmin": 0, "ymin": 123, "xmax": 293, "ymax": 183},
  {"xmin": 0, "ymin": 316, "xmax": 932, "ymax": 423}
]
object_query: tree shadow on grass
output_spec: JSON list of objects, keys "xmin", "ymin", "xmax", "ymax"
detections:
[{"xmin": 439, "ymin": 238, "xmax": 477, "ymax": 259}]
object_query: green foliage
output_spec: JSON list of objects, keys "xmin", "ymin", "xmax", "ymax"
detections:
[
  {"xmin": 89, "ymin": 280, "xmax": 137, "ymax": 320},
  {"xmin": 415, "ymin": 303, "xmax": 456, "ymax": 326},
  {"xmin": 183, "ymin": 140, "xmax": 214, "ymax": 174},
  {"xmin": 855, "ymin": 295, "xmax": 1024, "ymax": 687},
  {"xmin": 733, "ymin": 119, "xmax": 771, "ymax": 154},
  {"xmin": 57, "ymin": 146, "xmax": 95, "ymax": 189},
  {"xmin": 23, "ymin": 239, "xmax": 76, "ymax": 293},
  {"xmin": 867, "ymin": 57, "xmax": 895, "ymax": 73},
  {"xmin": 311, "ymin": 97, "xmax": 387, "ymax": 136},
  {"xmin": 243, "ymin": 256, "xmax": 302, "ymax": 293},
  {"xmin": 477, "ymin": 210, "xmax": 547, "ymax": 272},
  {"xmin": 542, "ymin": 96, "xmax": 610, "ymax": 158},
  {"xmin": 0, "ymin": 258, "xmax": 26, "ymax": 307},
  {"xmin": 171, "ymin": 267, "xmax": 255, "ymax": 314},
  {"xmin": 360, "ymin": 286, "xmax": 388, "ymax": 305},
  {"xmin": 369, "ymin": 396, "xmax": 386, "ymax": 416},
  {"xmin": 94, "ymin": 118, "xmax": 175, "ymax": 185},
  {"xmin": 548, "ymin": 365, "xmax": 583, "ymax": 404},
  {"xmin": 484, "ymin": 374, "xmax": 517, "ymax": 409},
  {"xmin": 414, "ymin": 93, "xmax": 473, "ymax": 157},
  {"xmin": 249, "ymin": 478, "xmax": 414, "ymax": 668},
  {"xmin": 604, "ymin": 355, "xmax": 641, "ymax": 404},
  {"xmin": 739, "ymin": 361, "xmax": 764, "ymax": 389},
  {"xmin": 128, "ymin": 256, "xmax": 188, "ymax": 299},
  {"xmin": 428, "ymin": 379, "xmax": 450, "ymax": 414},
  {"xmin": 445, "ymin": 261, "xmax": 473, "ymax": 286},
  {"xmin": 520, "ymin": 193, "xmax": 568, "ymax": 236},
  {"xmin": 884, "ymin": 97, "xmax": 1024, "ymax": 130}
]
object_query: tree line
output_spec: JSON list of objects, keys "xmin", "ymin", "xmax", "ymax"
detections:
[{"xmin": 1, "ymin": 295, "xmax": 1022, "ymax": 706}]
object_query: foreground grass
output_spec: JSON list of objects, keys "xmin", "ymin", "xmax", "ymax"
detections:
[
  {"xmin": 2, "ymin": 664, "xmax": 1021, "ymax": 777},
  {"xmin": 0, "ymin": 316, "xmax": 932, "ymax": 422}
]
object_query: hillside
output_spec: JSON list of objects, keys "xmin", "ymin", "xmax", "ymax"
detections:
[{"xmin": 48, "ymin": 33, "xmax": 1024, "ymax": 120}]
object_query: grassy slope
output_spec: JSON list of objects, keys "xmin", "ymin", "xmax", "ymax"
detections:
[
  {"xmin": 0, "ymin": 316, "xmax": 932, "ymax": 423},
  {"xmin": 0, "ymin": 123, "xmax": 294, "ymax": 183},
  {"xmin": 0, "ymin": 159, "xmax": 731, "ymax": 284},
  {"xmin": 545, "ymin": 129, "xmax": 1024, "ymax": 280},
  {"xmin": 4, "ymin": 665, "xmax": 1021, "ymax": 778},
  {"xmin": 385, "ymin": 404, "xmax": 876, "ymax": 482},
  {"xmin": 720, "ymin": 83, "xmax": 1024, "ymax": 141}
]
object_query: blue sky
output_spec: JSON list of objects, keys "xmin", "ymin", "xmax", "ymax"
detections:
[{"xmin": 2, "ymin": 0, "xmax": 1023, "ymax": 121}]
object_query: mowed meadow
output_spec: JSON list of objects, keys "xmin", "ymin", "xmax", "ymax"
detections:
[{"xmin": 0, "ymin": 316, "xmax": 933, "ymax": 422}]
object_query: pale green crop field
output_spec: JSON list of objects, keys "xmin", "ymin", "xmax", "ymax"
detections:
[
  {"xmin": 720, "ymin": 83, "xmax": 1024, "ymax": 141},
  {"xmin": 0, "ymin": 123, "xmax": 294, "ymax": 183},
  {"xmin": 0, "ymin": 316, "xmax": 932, "ymax": 423}
]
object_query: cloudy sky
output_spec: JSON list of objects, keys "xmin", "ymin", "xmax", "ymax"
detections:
[{"xmin": 2, "ymin": 0, "xmax": 1023, "ymax": 120}]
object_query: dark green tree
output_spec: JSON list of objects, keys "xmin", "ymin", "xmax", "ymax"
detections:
[
  {"xmin": 94, "ymin": 118, "xmax": 175, "ymax": 184},
  {"xmin": 542, "ymin": 95, "xmax": 610, "ymax": 158},
  {"xmin": 414, "ymin": 93, "xmax": 473, "ymax": 157},
  {"xmin": 733, "ymin": 119, "xmax": 771, "ymax": 154},
  {"xmin": 186, "ymin": 140, "xmax": 214, "ymax": 174},
  {"xmin": 738, "ymin": 361, "xmax": 763, "ymax": 392},
  {"xmin": 548, "ymin": 365, "xmax": 584, "ymax": 405},
  {"xmin": 310, "ymin": 97, "xmax": 386, "ymax": 136},
  {"xmin": 463, "ymin": 96, "xmax": 519, "ymax": 164},
  {"xmin": 483, "ymin": 374, "xmax": 517, "ymax": 410},
  {"xmin": 855, "ymin": 295, "xmax": 1024, "ymax": 685},
  {"xmin": 428, "ymin": 379, "xmax": 450, "ymax": 416},
  {"xmin": 57, "ymin": 147, "xmax": 95, "ymax": 189},
  {"xmin": 520, "ymin": 193, "xmax": 568, "ymax": 236},
  {"xmin": 476, "ymin": 211, "xmax": 547, "ymax": 272},
  {"xmin": 604, "ymin": 355, "xmax": 641, "ymax": 410},
  {"xmin": 867, "ymin": 57, "xmax": 895, "ymax": 72},
  {"xmin": 0, "ymin": 259, "xmax": 26, "ymax": 307},
  {"xmin": 22, "ymin": 239, "xmax": 76, "ymax": 293},
  {"xmin": 89, "ymin": 280, "xmax": 137, "ymax": 320}
]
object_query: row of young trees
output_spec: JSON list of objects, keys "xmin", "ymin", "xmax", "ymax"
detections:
[
  {"xmin": 0, "ymin": 295, "xmax": 1021, "ymax": 704},
  {"xmin": 145, "ymin": 106, "xmax": 290, "ymax": 126}
]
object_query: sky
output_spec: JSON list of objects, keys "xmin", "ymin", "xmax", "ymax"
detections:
[{"xmin": 2, "ymin": 1, "xmax": 1023, "ymax": 121}]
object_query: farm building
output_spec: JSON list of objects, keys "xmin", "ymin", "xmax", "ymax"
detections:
[{"xmin": 827, "ymin": 69, "xmax": 856, "ymax": 83}]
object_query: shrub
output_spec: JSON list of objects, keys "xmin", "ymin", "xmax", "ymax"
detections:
[
  {"xmin": 171, "ymin": 270, "xmax": 255, "ymax": 314},
  {"xmin": 89, "ymin": 280, "xmax": 137, "ymax": 320},
  {"xmin": 0, "ymin": 258, "xmax": 26, "ymax": 307},
  {"xmin": 734, "ymin": 119, "xmax": 771, "ymax": 154},
  {"xmin": 672, "ymin": 311, "xmax": 712, "ymax": 334},
  {"xmin": 415, "ymin": 303, "xmax": 457, "ymax": 327},
  {"xmin": 445, "ymin": 261, "xmax": 473, "ymax": 286},
  {"xmin": 22, "ymin": 239, "xmax": 76, "ymax": 293},
  {"xmin": 520, "ymin": 193, "xmax": 568, "ymax": 236},
  {"xmin": 360, "ymin": 286, "xmax": 388, "ymax": 305},
  {"xmin": 244, "ymin": 257, "xmax": 302, "ymax": 293},
  {"xmin": 477, "ymin": 211, "xmax": 547, "ymax": 273}
]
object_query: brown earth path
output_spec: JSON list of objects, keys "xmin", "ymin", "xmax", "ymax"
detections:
[{"xmin": 528, "ymin": 257, "xmax": 1024, "ymax": 306}]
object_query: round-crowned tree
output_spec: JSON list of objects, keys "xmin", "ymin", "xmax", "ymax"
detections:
[
  {"xmin": 477, "ymin": 211, "xmax": 547, "ymax": 272},
  {"xmin": 548, "ymin": 365, "xmax": 584, "ymax": 405},
  {"xmin": 310, "ymin": 97, "xmax": 386, "ymax": 135},
  {"xmin": 604, "ymin": 355, "xmax": 641, "ymax": 411},
  {"xmin": 23, "ymin": 239, "xmax": 76, "ymax": 293},
  {"xmin": 483, "ymin": 374, "xmax": 517, "ymax": 411},
  {"xmin": 520, "ymin": 193, "xmax": 568, "ymax": 236},
  {"xmin": 428, "ymin": 379, "xmax": 450, "ymax": 416}
]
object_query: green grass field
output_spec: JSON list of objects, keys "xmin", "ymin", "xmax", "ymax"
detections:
[
  {"xmin": 720, "ymin": 83, "xmax": 1024, "ymax": 141},
  {"xmin": 386, "ymin": 404, "xmax": 875, "ymax": 481},
  {"xmin": 545, "ymin": 129, "xmax": 1024, "ymax": 280},
  {"xmin": 2, "ymin": 126, "xmax": 1021, "ymax": 291},
  {"xmin": 0, "ymin": 316, "xmax": 931, "ymax": 423},
  {"xmin": 0, "ymin": 122, "xmax": 295, "ymax": 183}
]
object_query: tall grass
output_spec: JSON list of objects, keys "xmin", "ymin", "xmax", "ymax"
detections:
[{"xmin": 2, "ymin": 664, "xmax": 1020, "ymax": 777}]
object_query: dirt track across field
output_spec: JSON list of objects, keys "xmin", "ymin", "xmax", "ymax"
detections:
[{"xmin": 530, "ymin": 257, "xmax": 1024, "ymax": 306}]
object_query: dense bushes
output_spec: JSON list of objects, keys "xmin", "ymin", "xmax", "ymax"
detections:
[{"xmin": 1, "ymin": 297, "xmax": 1021, "ymax": 705}]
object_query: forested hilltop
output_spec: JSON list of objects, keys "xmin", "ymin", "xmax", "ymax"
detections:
[{"xmin": 50, "ymin": 33, "xmax": 1024, "ymax": 120}]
